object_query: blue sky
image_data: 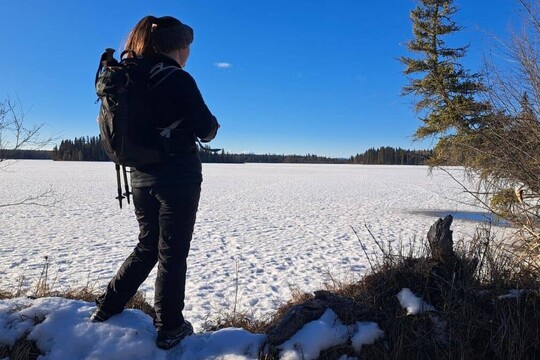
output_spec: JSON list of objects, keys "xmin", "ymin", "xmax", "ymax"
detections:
[{"xmin": 0, "ymin": 0, "xmax": 519, "ymax": 157}]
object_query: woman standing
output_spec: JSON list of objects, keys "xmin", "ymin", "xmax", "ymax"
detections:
[{"xmin": 92, "ymin": 15, "xmax": 219, "ymax": 350}]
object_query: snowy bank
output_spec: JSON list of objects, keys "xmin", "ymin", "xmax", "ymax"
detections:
[
  {"xmin": 0, "ymin": 297, "xmax": 264, "ymax": 359},
  {"xmin": 0, "ymin": 297, "xmax": 384, "ymax": 360}
]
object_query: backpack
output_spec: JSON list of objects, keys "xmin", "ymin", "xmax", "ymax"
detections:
[
  {"xmin": 95, "ymin": 48, "xmax": 166, "ymax": 208},
  {"xmin": 94, "ymin": 48, "xmax": 219, "ymax": 208},
  {"xmin": 95, "ymin": 48, "xmax": 165, "ymax": 169}
]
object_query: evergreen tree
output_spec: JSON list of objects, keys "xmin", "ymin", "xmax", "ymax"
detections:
[
  {"xmin": 401, "ymin": 0, "xmax": 489, "ymax": 144},
  {"xmin": 51, "ymin": 136, "xmax": 108, "ymax": 161},
  {"xmin": 350, "ymin": 147, "xmax": 431, "ymax": 165}
]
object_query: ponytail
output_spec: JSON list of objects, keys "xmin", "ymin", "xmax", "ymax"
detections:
[
  {"xmin": 125, "ymin": 15, "xmax": 193, "ymax": 56},
  {"xmin": 124, "ymin": 16, "xmax": 157, "ymax": 56}
]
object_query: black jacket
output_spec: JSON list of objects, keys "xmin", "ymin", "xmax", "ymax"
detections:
[{"xmin": 131, "ymin": 54, "xmax": 219, "ymax": 187}]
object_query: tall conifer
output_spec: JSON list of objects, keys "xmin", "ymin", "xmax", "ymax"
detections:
[{"xmin": 401, "ymin": 0, "xmax": 488, "ymax": 141}]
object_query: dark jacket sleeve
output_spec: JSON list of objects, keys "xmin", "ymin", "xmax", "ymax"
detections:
[{"xmin": 171, "ymin": 70, "xmax": 219, "ymax": 142}]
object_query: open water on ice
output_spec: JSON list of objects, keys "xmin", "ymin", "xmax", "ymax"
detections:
[{"xmin": 0, "ymin": 160, "xmax": 497, "ymax": 329}]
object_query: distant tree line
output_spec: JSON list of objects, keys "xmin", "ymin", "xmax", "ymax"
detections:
[
  {"xmin": 51, "ymin": 136, "xmax": 108, "ymax": 161},
  {"xmin": 6, "ymin": 135, "xmax": 431, "ymax": 165},
  {"xmin": 350, "ymin": 147, "xmax": 432, "ymax": 165},
  {"xmin": 0, "ymin": 149, "xmax": 52, "ymax": 160},
  {"xmin": 198, "ymin": 147, "xmax": 348, "ymax": 164}
]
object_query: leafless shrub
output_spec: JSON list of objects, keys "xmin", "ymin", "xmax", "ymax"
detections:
[
  {"xmin": 0, "ymin": 98, "xmax": 53, "ymax": 167},
  {"xmin": 475, "ymin": 0, "xmax": 540, "ymax": 268},
  {"xmin": 0, "ymin": 97, "xmax": 58, "ymax": 208},
  {"xmin": 430, "ymin": 0, "xmax": 540, "ymax": 270}
]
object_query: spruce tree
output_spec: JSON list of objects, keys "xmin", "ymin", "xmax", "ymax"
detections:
[{"xmin": 401, "ymin": 0, "xmax": 488, "ymax": 142}]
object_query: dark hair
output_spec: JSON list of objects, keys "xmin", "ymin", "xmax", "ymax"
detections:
[{"xmin": 124, "ymin": 16, "xmax": 194, "ymax": 56}]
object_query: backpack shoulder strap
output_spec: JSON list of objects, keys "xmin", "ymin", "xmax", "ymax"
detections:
[
  {"xmin": 149, "ymin": 62, "xmax": 183, "ymax": 90},
  {"xmin": 159, "ymin": 119, "xmax": 184, "ymax": 138}
]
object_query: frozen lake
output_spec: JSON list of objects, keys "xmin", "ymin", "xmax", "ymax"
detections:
[{"xmin": 0, "ymin": 160, "xmax": 492, "ymax": 329}]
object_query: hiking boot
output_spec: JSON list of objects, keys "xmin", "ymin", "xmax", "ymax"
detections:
[
  {"xmin": 156, "ymin": 321, "xmax": 194, "ymax": 350},
  {"xmin": 90, "ymin": 308, "xmax": 113, "ymax": 323}
]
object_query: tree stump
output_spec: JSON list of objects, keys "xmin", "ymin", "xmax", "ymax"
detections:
[{"xmin": 427, "ymin": 215, "xmax": 456, "ymax": 265}]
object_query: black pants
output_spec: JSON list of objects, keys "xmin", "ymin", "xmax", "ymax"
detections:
[{"xmin": 96, "ymin": 183, "xmax": 201, "ymax": 331}]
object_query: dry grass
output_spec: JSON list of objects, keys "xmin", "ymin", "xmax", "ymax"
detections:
[
  {"xmin": 0, "ymin": 344, "xmax": 10, "ymax": 358},
  {"xmin": 201, "ymin": 284, "xmax": 315, "ymax": 335},
  {"xmin": 202, "ymin": 224, "xmax": 540, "ymax": 359},
  {"xmin": 125, "ymin": 291, "xmax": 156, "ymax": 320},
  {"xmin": 9, "ymin": 339, "xmax": 42, "ymax": 360},
  {"xmin": 200, "ymin": 243, "xmax": 538, "ymax": 359},
  {"xmin": 0, "ymin": 289, "xmax": 14, "ymax": 300},
  {"xmin": 202, "ymin": 311, "xmax": 270, "ymax": 334}
]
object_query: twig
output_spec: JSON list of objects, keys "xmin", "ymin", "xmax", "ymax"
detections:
[
  {"xmin": 476, "ymin": 224, "xmax": 493, "ymax": 277},
  {"xmin": 436, "ymin": 166, "xmax": 496, "ymax": 212},
  {"xmin": 0, "ymin": 187, "xmax": 57, "ymax": 208},
  {"xmin": 350, "ymin": 226, "xmax": 374, "ymax": 272},
  {"xmin": 364, "ymin": 224, "xmax": 389, "ymax": 259},
  {"xmin": 233, "ymin": 257, "xmax": 239, "ymax": 315},
  {"xmin": 35, "ymin": 256, "xmax": 50, "ymax": 297}
]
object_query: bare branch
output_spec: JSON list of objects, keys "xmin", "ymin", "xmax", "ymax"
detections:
[
  {"xmin": 0, "ymin": 97, "xmax": 57, "ymax": 167},
  {"xmin": 0, "ymin": 97, "xmax": 59, "ymax": 207},
  {"xmin": 0, "ymin": 187, "xmax": 57, "ymax": 208}
]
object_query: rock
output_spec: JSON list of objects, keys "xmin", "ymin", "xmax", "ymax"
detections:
[
  {"xmin": 314, "ymin": 290, "xmax": 361, "ymax": 323},
  {"xmin": 267, "ymin": 291, "xmax": 364, "ymax": 347},
  {"xmin": 267, "ymin": 299, "xmax": 327, "ymax": 346}
]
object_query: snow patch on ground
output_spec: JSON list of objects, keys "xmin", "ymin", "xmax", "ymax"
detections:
[
  {"xmin": 350, "ymin": 321, "xmax": 384, "ymax": 352},
  {"xmin": 277, "ymin": 309, "xmax": 383, "ymax": 360},
  {"xmin": 497, "ymin": 289, "xmax": 526, "ymax": 299},
  {"xmin": 396, "ymin": 288, "xmax": 436, "ymax": 315},
  {"xmin": 0, "ymin": 297, "xmax": 265, "ymax": 360}
]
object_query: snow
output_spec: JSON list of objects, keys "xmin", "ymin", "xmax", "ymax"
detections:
[
  {"xmin": 278, "ymin": 309, "xmax": 349, "ymax": 360},
  {"xmin": 395, "ymin": 288, "xmax": 450, "ymax": 344},
  {"xmin": 396, "ymin": 288, "xmax": 435, "ymax": 315},
  {"xmin": 0, "ymin": 296, "xmax": 386, "ymax": 359},
  {"xmin": 0, "ymin": 297, "xmax": 264, "ymax": 359},
  {"xmin": 277, "ymin": 309, "xmax": 384, "ymax": 359},
  {"xmin": 0, "ymin": 160, "xmax": 500, "ymax": 357},
  {"xmin": 497, "ymin": 289, "xmax": 526, "ymax": 299},
  {"xmin": 350, "ymin": 322, "xmax": 385, "ymax": 352}
]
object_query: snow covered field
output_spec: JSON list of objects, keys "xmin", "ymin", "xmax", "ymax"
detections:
[{"xmin": 1, "ymin": 160, "xmax": 492, "ymax": 331}]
